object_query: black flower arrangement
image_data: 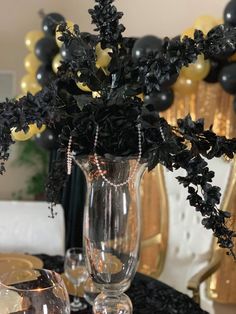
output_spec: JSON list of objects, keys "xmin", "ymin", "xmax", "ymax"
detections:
[{"xmin": 1, "ymin": 0, "xmax": 236, "ymax": 259}]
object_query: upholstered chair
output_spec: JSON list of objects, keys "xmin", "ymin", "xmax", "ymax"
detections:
[
  {"xmin": 0, "ymin": 201, "xmax": 65, "ymax": 255},
  {"xmin": 139, "ymin": 158, "xmax": 236, "ymax": 314},
  {"xmin": 139, "ymin": 81, "xmax": 236, "ymax": 314}
]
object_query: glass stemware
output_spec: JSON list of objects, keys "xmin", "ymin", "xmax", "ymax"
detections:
[
  {"xmin": 84, "ymin": 277, "xmax": 100, "ymax": 306},
  {"xmin": 64, "ymin": 247, "xmax": 88, "ymax": 311},
  {"xmin": 76, "ymin": 156, "xmax": 146, "ymax": 314},
  {"xmin": 0, "ymin": 268, "xmax": 70, "ymax": 313}
]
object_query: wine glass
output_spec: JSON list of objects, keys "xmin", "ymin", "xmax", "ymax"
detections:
[
  {"xmin": 0, "ymin": 268, "xmax": 70, "ymax": 313},
  {"xmin": 64, "ymin": 247, "xmax": 88, "ymax": 311},
  {"xmin": 83, "ymin": 277, "xmax": 100, "ymax": 306}
]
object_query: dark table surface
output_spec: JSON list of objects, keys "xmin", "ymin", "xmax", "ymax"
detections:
[{"xmin": 36, "ymin": 254, "xmax": 209, "ymax": 314}]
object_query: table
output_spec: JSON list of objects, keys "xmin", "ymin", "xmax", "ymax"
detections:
[{"xmin": 37, "ymin": 254, "xmax": 209, "ymax": 314}]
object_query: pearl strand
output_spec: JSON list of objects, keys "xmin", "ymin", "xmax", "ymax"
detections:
[
  {"xmin": 160, "ymin": 125, "xmax": 165, "ymax": 142},
  {"xmin": 67, "ymin": 136, "xmax": 73, "ymax": 175},
  {"xmin": 94, "ymin": 125, "xmax": 142, "ymax": 188}
]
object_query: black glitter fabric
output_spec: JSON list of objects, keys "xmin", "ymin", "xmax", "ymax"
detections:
[{"xmin": 37, "ymin": 254, "xmax": 208, "ymax": 314}]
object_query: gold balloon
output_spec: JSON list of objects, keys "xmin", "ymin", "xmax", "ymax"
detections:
[
  {"xmin": 136, "ymin": 93, "xmax": 144, "ymax": 101},
  {"xmin": 174, "ymin": 75, "xmax": 198, "ymax": 96},
  {"xmin": 215, "ymin": 18, "xmax": 224, "ymax": 25},
  {"xmin": 52, "ymin": 54, "xmax": 62, "ymax": 73},
  {"xmin": 181, "ymin": 54, "xmax": 210, "ymax": 81},
  {"xmin": 92, "ymin": 91, "xmax": 101, "ymax": 98},
  {"xmin": 194, "ymin": 15, "xmax": 218, "ymax": 35},
  {"xmin": 15, "ymin": 94, "xmax": 25, "ymax": 100},
  {"xmin": 96, "ymin": 43, "xmax": 112, "ymax": 68},
  {"xmin": 24, "ymin": 53, "xmax": 41, "ymax": 74},
  {"xmin": 30, "ymin": 124, "xmax": 46, "ymax": 135},
  {"xmin": 229, "ymin": 53, "xmax": 236, "ymax": 62},
  {"xmin": 56, "ymin": 20, "xmax": 74, "ymax": 47},
  {"xmin": 11, "ymin": 124, "xmax": 35, "ymax": 141},
  {"xmin": 77, "ymin": 81, "xmax": 92, "ymax": 92},
  {"xmin": 181, "ymin": 27, "xmax": 195, "ymax": 40},
  {"xmin": 25, "ymin": 30, "xmax": 44, "ymax": 52},
  {"xmin": 21, "ymin": 74, "xmax": 41, "ymax": 95}
]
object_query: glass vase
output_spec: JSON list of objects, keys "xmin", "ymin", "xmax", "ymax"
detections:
[{"xmin": 74, "ymin": 156, "xmax": 146, "ymax": 314}]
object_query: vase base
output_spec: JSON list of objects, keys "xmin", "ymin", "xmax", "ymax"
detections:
[{"xmin": 93, "ymin": 292, "xmax": 132, "ymax": 314}]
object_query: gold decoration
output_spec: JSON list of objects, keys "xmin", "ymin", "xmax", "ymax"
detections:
[
  {"xmin": 194, "ymin": 15, "xmax": 218, "ymax": 35},
  {"xmin": 229, "ymin": 52, "xmax": 236, "ymax": 62},
  {"xmin": 181, "ymin": 27, "xmax": 195, "ymax": 40},
  {"xmin": 181, "ymin": 54, "xmax": 210, "ymax": 81},
  {"xmin": 174, "ymin": 75, "xmax": 199, "ymax": 96},
  {"xmin": 96, "ymin": 43, "xmax": 112, "ymax": 69},
  {"xmin": 52, "ymin": 53, "xmax": 62, "ymax": 73},
  {"xmin": 139, "ymin": 165, "xmax": 169, "ymax": 278},
  {"xmin": 20, "ymin": 74, "xmax": 41, "ymax": 95},
  {"xmin": 92, "ymin": 91, "xmax": 101, "ymax": 98},
  {"xmin": 207, "ymin": 159, "xmax": 236, "ymax": 304},
  {"xmin": 162, "ymin": 81, "xmax": 236, "ymax": 138},
  {"xmin": 136, "ymin": 93, "xmax": 144, "ymax": 101},
  {"xmin": 15, "ymin": 94, "xmax": 25, "ymax": 101},
  {"xmin": 56, "ymin": 20, "xmax": 74, "ymax": 47},
  {"xmin": 25, "ymin": 30, "xmax": 44, "ymax": 52},
  {"xmin": 24, "ymin": 53, "xmax": 41, "ymax": 74},
  {"xmin": 11, "ymin": 124, "xmax": 36, "ymax": 141},
  {"xmin": 77, "ymin": 81, "xmax": 92, "ymax": 92},
  {"xmin": 30, "ymin": 124, "xmax": 46, "ymax": 135}
]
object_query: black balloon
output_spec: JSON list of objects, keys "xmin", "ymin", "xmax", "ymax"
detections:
[
  {"xmin": 36, "ymin": 65, "xmax": 56, "ymax": 86},
  {"xmin": 35, "ymin": 129, "xmax": 58, "ymax": 151},
  {"xmin": 42, "ymin": 13, "xmax": 65, "ymax": 36},
  {"xmin": 144, "ymin": 89, "xmax": 174, "ymax": 112},
  {"xmin": 60, "ymin": 44, "xmax": 70, "ymax": 59},
  {"xmin": 224, "ymin": 1, "xmax": 236, "ymax": 26},
  {"xmin": 60, "ymin": 40, "xmax": 81, "ymax": 60},
  {"xmin": 123, "ymin": 37, "xmax": 138, "ymax": 54},
  {"xmin": 35, "ymin": 37, "xmax": 59, "ymax": 63},
  {"xmin": 204, "ymin": 60, "xmax": 224, "ymax": 83},
  {"xmin": 161, "ymin": 73, "xmax": 179, "ymax": 89},
  {"xmin": 218, "ymin": 63, "xmax": 236, "ymax": 94},
  {"xmin": 132, "ymin": 35, "xmax": 162, "ymax": 62},
  {"xmin": 172, "ymin": 35, "xmax": 181, "ymax": 41}
]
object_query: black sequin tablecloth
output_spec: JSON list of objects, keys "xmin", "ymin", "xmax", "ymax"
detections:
[{"xmin": 36, "ymin": 254, "xmax": 209, "ymax": 314}]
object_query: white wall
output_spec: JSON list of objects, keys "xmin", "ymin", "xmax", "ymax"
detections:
[{"xmin": 0, "ymin": 0, "xmax": 230, "ymax": 198}]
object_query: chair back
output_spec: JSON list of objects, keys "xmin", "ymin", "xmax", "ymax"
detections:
[
  {"xmin": 160, "ymin": 159, "xmax": 231, "ymax": 294},
  {"xmin": 0, "ymin": 201, "xmax": 65, "ymax": 255}
]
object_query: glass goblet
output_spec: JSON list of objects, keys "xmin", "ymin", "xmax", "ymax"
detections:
[
  {"xmin": 64, "ymin": 247, "xmax": 88, "ymax": 311},
  {"xmin": 84, "ymin": 277, "xmax": 100, "ymax": 306},
  {"xmin": 0, "ymin": 268, "xmax": 70, "ymax": 313}
]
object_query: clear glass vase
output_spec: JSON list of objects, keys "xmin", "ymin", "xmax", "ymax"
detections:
[{"xmin": 74, "ymin": 156, "xmax": 146, "ymax": 314}]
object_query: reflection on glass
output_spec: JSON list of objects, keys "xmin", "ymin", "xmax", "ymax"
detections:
[
  {"xmin": 84, "ymin": 277, "xmax": 100, "ymax": 305},
  {"xmin": 76, "ymin": 156, "xmax": 146, "ymax": 314},
  {"xmin": 0, "ymin": 268, "xmax": 70, "ymax": 313},
  {"xmin": 64, "ymin": 247, "xmax": 88, "ymax": 312}
]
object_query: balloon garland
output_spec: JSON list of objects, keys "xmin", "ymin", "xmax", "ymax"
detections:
[
  {"xmin": 12, "ymin": 1, "xmax": 236, "ymax": 144},
  {"xmin": 47, "ymin": 1, "xmax": 236, "ymax": 115},
  {"xmin": 13, "ymin": 12, "xmax": 65, "ymax": 143},
  {"xmin": 171, "ymin": 1, "xmax": 236, "ymax": 112}
]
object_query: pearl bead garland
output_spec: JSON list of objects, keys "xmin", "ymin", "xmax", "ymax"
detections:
[
  {"xmin": 66, "ymin": 124, "xmax": 163, "ymax": 178},
  {"xmin": 67, "ymin": 136, "xmax": 73, "ymax": 175},
  {"xmin": 160, "ymin": 124, "xmax": 165, "ymax": 142},
  {"xmin": 94, "ymin": 124, "xmax": 142, "ymax": 189}
]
